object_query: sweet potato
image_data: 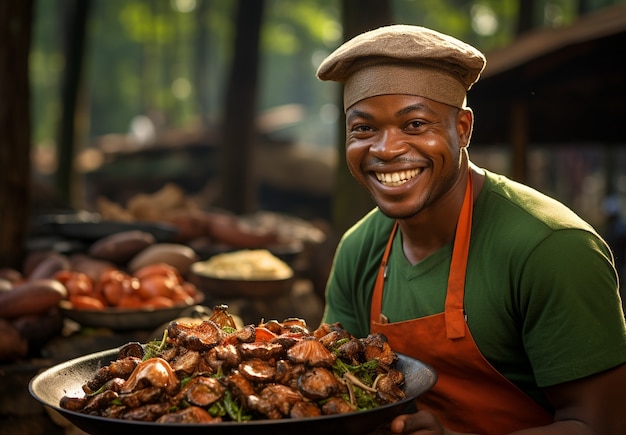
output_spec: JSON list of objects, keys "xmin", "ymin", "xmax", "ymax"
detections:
[
  {"xmin": 12, "ymin": 310, "xmax": 63, "ymax": 343},
  {"xmin": 128, "ymin": 243, "xmax": 199, "ymax": 275},
  {"xmin": 0, "ymin": 319, "xmax": 28, "ymax": 361},
  {"xmin": 0, "ymin": 278, "xmax": 12, "ymax": 294},
  {"xmin": 27, "ymin": 252, "xmax": 70, "ymax": 279},
  {"xmin": 88, "ymin": 230, "xmax": 156, "ymax": 263},
  {"xmin": 0, "ymin": 267, "xmax": 22, "ymax": 284},
  {"xmin": 0, "ymin": 279, "xmax": 67, "ymax": 319},
  {"xmin": 68, "ymin": 253, "xmax": 116, "ymax": 283},
  {"xmin": 68, "ymin": 294, "xmax": 106, "ymax": 310}
]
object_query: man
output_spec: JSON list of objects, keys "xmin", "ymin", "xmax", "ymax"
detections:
[{"xmin": 316, "ymin": 25, "xmax": 626, "ymax": 434}]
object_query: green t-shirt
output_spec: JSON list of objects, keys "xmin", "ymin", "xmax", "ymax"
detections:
[{"xmin": 323, "ymin": 169, "xmax": 626, "ymax": 407}]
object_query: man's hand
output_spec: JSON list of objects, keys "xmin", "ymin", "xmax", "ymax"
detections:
[{"xmin": 389, "ymin": 410, "xmax": 461, "ymax": 435}]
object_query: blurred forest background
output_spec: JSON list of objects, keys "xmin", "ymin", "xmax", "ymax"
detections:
[{"xmin": 2, "ymin": 0, "xmax": 626, "ymax": 269}]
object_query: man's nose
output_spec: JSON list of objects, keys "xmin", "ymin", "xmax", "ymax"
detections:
[{"xmin": 369, "ymin": 130, "xmax": 409, "ymax": 159}]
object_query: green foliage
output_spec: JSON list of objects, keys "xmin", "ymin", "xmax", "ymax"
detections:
[
  {"xmin": 30, "ymin": 1, "xmax": 63, "ymax": 146},
  {"xmin": 29, "ymin": 0, "xmax": 619, "ymax": 149}
]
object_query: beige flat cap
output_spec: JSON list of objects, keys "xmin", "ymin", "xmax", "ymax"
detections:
[{"xmin": 316, "ymin": 24, "xmax": 486, "ymax": 110}]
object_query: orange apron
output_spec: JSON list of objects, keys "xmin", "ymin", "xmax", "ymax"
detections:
[{"xmin": 370, "ymin": 173, "xmax": 553, "ymax": 434}]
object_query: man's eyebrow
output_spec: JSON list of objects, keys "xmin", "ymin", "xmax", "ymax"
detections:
[
  {"xmin": 346, "ymin": 109, "xmax": 373, "ymax": 123},
  {"xmin": 396, "ymin": 103, "xmax": 433, "ymax": 117},
  {"xmin": 347, "ymin": 102, "xmax": 436, "ymax": 123}
]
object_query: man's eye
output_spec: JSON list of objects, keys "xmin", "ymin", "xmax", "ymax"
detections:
[
  {"xmin": 407, "ymin": 120, "xmax": 424, "ymax": 129},
  {"xmin": 351, "ymin": 125, "xmax": 373, "ymax": 133}
]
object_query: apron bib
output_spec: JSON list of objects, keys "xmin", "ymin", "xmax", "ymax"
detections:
[{"xmin": 370, "ymin": 173, "xmax": 552, "ymax": 434}]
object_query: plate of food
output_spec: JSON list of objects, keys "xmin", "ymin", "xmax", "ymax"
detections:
[
  {"xmin": 30, "ymin": 311, "xmax": 437, "ymax": 435},
  {"xmin": 59, "ymin": 296, "xmax": 204, "ymax": 331},
  {"xmin": 56, "ymin": 263, "xmax": 205, "ymax": 331},
  {"xmin": 189, "ymin": 249, "xmax": 295, "ymax": 299}
]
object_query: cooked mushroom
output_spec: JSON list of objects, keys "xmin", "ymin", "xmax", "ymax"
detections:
[
  {"xmin": 169, "ymin": 349, "xmax": 201, "ymax": 375},
  {"xmin": 287, "ymin": 337, "xmax": 336, "ymax": 367},
  {"xmin": 290, "ymin": 400, "xmax": 322, "ymax": 419},
  {"xmin": 59, "ymin": 314, "xmax": 408, "ymax": 424},
  {"xmin": 239, "ymin": 341, "xmax": 285, "ymax": 360},
  {"xmin": 173, "ymin": 376, "xmax": 225, "ymax": 407},
  {"xmin": 84, "ymin": 356, "xmax": 141, "ymax": 393},
  {"xmin": 156, "ymin": 406, "xmax": 222, "ymax": 423},
  {"xmin": 118, "ymin": 342, "xmax": 144, "ymax": 359},
  {"xmin": 121, "ymin": 402, "xmax": 170, "ymax": 421},
  {"xmin": 239, "ymin": 358, "xmax": 277, "ymax": 383},
  {"xmin": 297, "ymin": 367, "xmax": 341, "ymax": 400},
  {"xmin": 252, "ymin": 384, "xmax": 304, "ymax": 418},
  {"xmin": 118, "ymin": 386, "xmax": 162, "ymax": 408},
  {"xmin": 361, "ymin": 333, "xmax": 397, "ymax": 367},
  {"xmin": 167, "ymin": 320, "xmax": 223, "ymax": 351},
  {"xmin": 321, "ymin": 396, "xmax": 356, "ymax": 415},
  {"xmin": 121, "ymin": 357, "xmax": 180, "ymax": 395}
]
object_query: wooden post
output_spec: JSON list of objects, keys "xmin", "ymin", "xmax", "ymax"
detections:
[{"xmin": 0, "ymin": 1, "xmax": 33, "ymax": 268}]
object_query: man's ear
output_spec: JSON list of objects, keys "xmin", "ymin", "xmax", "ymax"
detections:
[{"xmin": 457, "ymin": 108, "xmax": 474, "ymax": 148}]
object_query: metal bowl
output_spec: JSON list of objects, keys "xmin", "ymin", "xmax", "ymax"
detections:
[
  {"xmin": 188, "ymin": 272, "xmax": 294, "ymax": 299},
  {"xmin": 59, "ymin": 293, "xmax": 204, "ymax": 331},
  {"xmin": 188, "ymin": 260, "xmax": 294, "ymax": 299},
  {"xmin": 29, "ymin": 349, "xmax": 437, "ymax": 435}
]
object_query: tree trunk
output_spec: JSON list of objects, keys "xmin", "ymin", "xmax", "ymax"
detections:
[
  {"xmin": 516, "ymin": 0, "xmax": 534, "ymax": 35},
  {"xmin": 194, "ymin": 0, "xmax": 210, "ymax": 126},
  {"xmin": 331, "ymin": 0, "xmax": 392, "ymax": 234},
  {"xmin": 0, "ymin": 0, "xmax": 34, "ymax": 268},
  {"xmin": 218, "ymin": 0, "xmax": 265, "ymax": 214},
  {"xmin": 56, "ymin": 0, "xmax": 91, "ymax": 207}
]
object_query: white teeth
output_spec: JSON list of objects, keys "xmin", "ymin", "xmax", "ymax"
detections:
[{"xmin": 375, "ymin": 169, "xmax": 420, "ymax": 186}]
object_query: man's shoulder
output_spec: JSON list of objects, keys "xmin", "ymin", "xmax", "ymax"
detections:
[
  {"xmin": 341, "ymin": 208, "xmax": 395, "ymax": 245},
  {"xmin": 341, "ymin": 208, "xmax": 395, "ymax": 253},
  {"xmin": 481, "ymin": 170, "xmax": 596, "ymax": 233}
]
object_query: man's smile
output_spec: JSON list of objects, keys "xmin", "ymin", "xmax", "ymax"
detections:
[{"xmin": 375, "ymin": 168, "xmax": 421, "ymax": 187}]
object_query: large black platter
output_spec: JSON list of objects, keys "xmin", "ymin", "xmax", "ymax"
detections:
[{"xmin": 29, "ymin": 348, "xmax": 436, "ymax": 435}]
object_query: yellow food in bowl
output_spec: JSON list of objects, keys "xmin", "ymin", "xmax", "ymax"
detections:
[{"xmin": 192, "ymin": 249, "xmax": 293, "ymax": 281}]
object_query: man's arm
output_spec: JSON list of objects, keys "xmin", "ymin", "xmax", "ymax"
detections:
[{"xmin": 390, "ymin": 363, "xmax": 626, "ymax": 434}]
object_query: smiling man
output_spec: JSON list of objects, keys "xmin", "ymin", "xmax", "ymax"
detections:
[{"xmin": 317, "ymin": 25, "xmax": 626, "ymax": 434}]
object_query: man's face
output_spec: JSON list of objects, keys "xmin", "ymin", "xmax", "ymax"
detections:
[{"xmin": 344, "ymin": 94, "xmax": 472, "ymax": 220}]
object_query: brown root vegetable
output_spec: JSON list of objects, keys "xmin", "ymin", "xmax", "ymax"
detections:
[
  {"xmin": 0, "ymin": 278, "xmax": 12, "ymax": 293},
  {"xmin": 28, "ymin": 252, "xmax": 70, "ymax": 279},
  {"xmin": 88, "ymin": 230, "xmax": 156, "ymax": 263},
  {"xmin": 165, "ymin": 212, "xmax": 211, "ymax": 243},
  {"xmin": 68, "ymin": 254, "xmax": 116, "ymax": 283},
  {"xmin": 0, "ymin": 318, "xmax": 28, "ymax": 361},
  {"xmin": 68, "ymin": 294, "xmax": 106, "ymax": 310},
  {"xmin": 205, "ymin": 212, "xmax": 279, "ymax": 248},
  {"xmin": 0, "ymin": 267, "xmax": 22, "ymax": 284},
  {"xmin": 12, "ymin": 309, "xmax": 63, "ymax": 342},
  {"xmin": 128, "ymin": 243, "xmax": 199, "ymax": 275},
  {"xmin": 22, "ymin": 251, "xmax": 53, "ymax": 277},
  {"xmin": 0, "ymin": 279, "xmax": 67, "ymax": 319}
]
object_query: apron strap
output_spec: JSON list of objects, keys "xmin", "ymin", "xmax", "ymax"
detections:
[
  {"xmin": 371, "ymin": 221, "xmax": 399, "ymax": 324},
  {"xmin": 445, "ymin": 172, "xmax": 473, "ymax": 339}
]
